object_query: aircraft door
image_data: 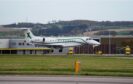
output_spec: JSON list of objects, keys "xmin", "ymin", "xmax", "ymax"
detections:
[{"xmin": 43, "ymin": 38, "xmax": 45, "ymax": 43}]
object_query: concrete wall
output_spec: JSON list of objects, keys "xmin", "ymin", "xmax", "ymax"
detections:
[
  {"xmin": 52, "ymin": 48, "xmax": 69, "ymax": 54},
  {"xmin": 0, "ymin": 39, "xmax": 9, "ymax": 48},
  {"xmin": 9, "ymin": 39, "xmax": 35, "ymax": 48}
]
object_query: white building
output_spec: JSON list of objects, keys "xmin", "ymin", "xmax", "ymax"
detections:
[{"xmin": 0, "ymin": 39, "xmax": 54, "ymax": 55}]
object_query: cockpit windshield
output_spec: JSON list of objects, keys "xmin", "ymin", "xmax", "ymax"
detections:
[{"xmin": 86, "ymin": 38, "xmax": 92, "ymax": 40}]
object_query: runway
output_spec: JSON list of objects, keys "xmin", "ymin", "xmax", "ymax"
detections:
[{"xmin": 0, "ymin": 75, "xmax": 133, "ymax": 84}]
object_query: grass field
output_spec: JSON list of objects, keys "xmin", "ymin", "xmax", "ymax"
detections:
[{"xmin": 0, "ymin": 55, "xmax": 133, "ymax": 76}]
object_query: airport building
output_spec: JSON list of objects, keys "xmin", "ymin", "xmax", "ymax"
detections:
[
  {"xmin": 0, "ymin": 36, "xmax": 133, "ymax": 55},
  {"xmin": 0, "ymin": 38, "xmax": 71, "ymax": 55},
  {"xmin": 75, "ymin": 36, "xmax": 133, "ymax": 54},
  {"xmin": 0, "ymin": 39, "xmax": 52, "ymax": 54}
]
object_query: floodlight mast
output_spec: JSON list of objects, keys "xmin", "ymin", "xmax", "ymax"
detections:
[{"xmin": 109, "ymin": 30, "xmax": 111, "ymax": 55}]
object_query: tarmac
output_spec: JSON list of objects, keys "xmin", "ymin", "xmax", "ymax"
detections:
[{"xmin": 0, "ymin": 75, "xmax": 133, "ymax": 84}]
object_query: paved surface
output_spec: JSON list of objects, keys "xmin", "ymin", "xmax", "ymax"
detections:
[{"xmin": 0, "ymin": 76, "xmax": 133, "ymax": 84}]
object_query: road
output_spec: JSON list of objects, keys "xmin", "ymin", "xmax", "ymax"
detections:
[{"xmin": 0, "ymin": 75, "xmax": 133, "ymax": 84}]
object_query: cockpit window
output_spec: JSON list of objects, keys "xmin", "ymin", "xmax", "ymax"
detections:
[{"xmin": 86, "ymin": 38, "xmax": 92, "ymax": 40}]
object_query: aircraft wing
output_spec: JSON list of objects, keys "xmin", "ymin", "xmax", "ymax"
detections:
[{"xmin": 34, "ymin": 43, "xmax": 64, "ymax": 48}]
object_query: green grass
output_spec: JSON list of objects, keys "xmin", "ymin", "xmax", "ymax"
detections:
[{"xmin": 0, "ymin": 55, "xmax": 133, "ymax": 76}]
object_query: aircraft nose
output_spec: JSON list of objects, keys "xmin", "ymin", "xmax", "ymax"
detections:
[
  {"xmin": 88, "ymin": 40, "xmax": 100, "ymax": 46},
  {"xmin": 95, "ymin": 41, "xmax": 100, "ymax": 45}
]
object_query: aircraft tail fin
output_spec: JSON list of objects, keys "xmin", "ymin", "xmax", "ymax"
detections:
[{"xmin": 24, "ymin": 29, "xmax": 35, "ymax": 39}]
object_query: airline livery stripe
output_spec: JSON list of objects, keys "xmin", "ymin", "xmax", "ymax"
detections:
[{"xmin": 45, "ymin": 38, "xmax": 87, "ymax": 44}]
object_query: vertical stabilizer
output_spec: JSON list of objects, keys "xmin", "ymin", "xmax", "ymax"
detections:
[{"xmin": 24, "ymin": 29, "xmax": 35, "ymax": 39}]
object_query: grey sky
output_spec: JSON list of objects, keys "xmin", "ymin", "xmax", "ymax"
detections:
[{"xmin": 0, "ymin": 0, "xmax": 133, "ymax": 25}]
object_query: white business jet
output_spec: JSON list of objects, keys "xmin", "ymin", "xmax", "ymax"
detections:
[{"xmin": 24, "ymin": 29, "xmax": 100, "ymax": 52}]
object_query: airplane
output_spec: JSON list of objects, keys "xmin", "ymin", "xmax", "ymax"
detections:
[{"xmin": 24, "ymin": 29, "xmax": 100, "ymax": 52}]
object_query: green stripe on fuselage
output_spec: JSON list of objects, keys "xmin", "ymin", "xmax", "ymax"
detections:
[{"xmin": 47, "ymin": 38, "xmax": 87, "ymax": 44}]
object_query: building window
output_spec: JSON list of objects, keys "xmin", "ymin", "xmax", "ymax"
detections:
[
  {"xmin": 11, "ymin": 42, "xmax": 16, "ymax": 45},
  {"xmin": 23, "ymin": 50, "xmax": 25, "ymax": 54},
  {"xmin": 18, "ymin": 43, "xmax": 21, "ymax": 45},
  {"xmin": 30, "ymin": 50, "xmax": 32, "ymax": 54},
  {"xmin": 11, "ymin": 50, "xmax": 17, "ymax": 54}
]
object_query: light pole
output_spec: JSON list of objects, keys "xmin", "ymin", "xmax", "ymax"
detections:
[{"xmin": 109, "ymin": 30, "xmax": 111, "ymax": 55}]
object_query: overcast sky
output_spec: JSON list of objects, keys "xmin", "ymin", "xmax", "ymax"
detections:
[{"xmin": 0, "ymin": 0, "xmax": 133, "ymax": 25}]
